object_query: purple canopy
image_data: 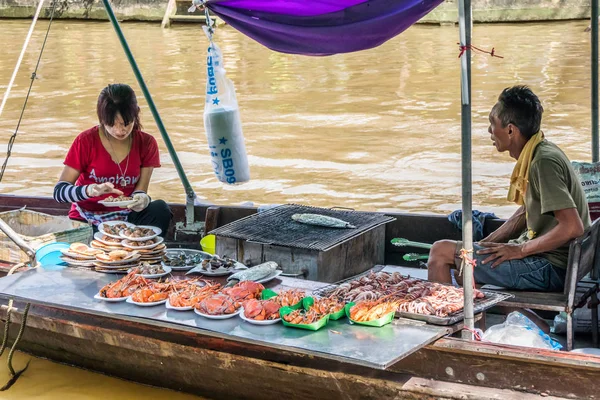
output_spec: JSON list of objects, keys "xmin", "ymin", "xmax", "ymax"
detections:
[{"xmin": 206, "ymin": 0, "xmax": 444, "ymax": 56}]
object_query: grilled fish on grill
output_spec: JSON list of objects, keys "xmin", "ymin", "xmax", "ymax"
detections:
[
  {"xmin": 226, "ymin": 261, "xmax": 278, "ymax": 287},
  {"xmin": 291, "ymin": 213, "xmax": 356, "ymax": 229}
]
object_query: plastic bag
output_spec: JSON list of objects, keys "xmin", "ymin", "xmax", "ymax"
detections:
[
  {"xmin": 482, "ymin": 312, "xmax": 562, "ymax": 350},
  {"xmin": 203, "ymin": 27, "xmax": 250, "ymax": 184},
  {"xmin": 572, "ymin": 161, "xmax": 600, "ymax": 220}
]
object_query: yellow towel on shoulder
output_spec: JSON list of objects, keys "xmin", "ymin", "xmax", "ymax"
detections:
[{"xmin": 507, "ymin": 131, "xmax": 544, "ymax": 205}]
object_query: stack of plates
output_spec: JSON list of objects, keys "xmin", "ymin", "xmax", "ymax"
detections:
[
  {"xmin": 90, "ymin": 221, "xmax": 135, "ymax": 252},
  {"xmin": 93, "ymin": 250, "xmax": 141, "ymax": 273},
  {"xmin": 120, "ymin": 226, "xmax": 164, "ymax": 265},
  {"xmin": 60, "ymin": 243, "xmax": 101, "ymax": 269}
]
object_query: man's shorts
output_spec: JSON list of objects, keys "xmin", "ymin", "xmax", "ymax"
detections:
[{"xmin": 454, "ymin": 243, "xmax": 566, "ymax": 291}]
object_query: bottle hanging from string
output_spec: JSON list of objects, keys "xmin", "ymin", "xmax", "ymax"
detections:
[{"xmin": 202, "ymin": 21, "xmax": 250, "ymax": 185}]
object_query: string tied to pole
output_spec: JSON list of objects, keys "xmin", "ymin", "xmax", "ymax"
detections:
[
  {"xmin": 458, "ymin": 247, "xmax": 477, "ymax": 290},
  {"xmin": 458, "ymin": 43, "xmax": 504, "ymax": 59}
]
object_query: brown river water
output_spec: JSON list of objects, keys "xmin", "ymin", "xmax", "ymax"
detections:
[{"xmin": 0, "ymin": 18, "xmax": 595, "ymax": 399}]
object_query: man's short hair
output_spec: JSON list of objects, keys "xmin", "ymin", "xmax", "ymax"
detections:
[{"xmin": 492, "ymin": 85, "xmax": 544, "ymax": 140}]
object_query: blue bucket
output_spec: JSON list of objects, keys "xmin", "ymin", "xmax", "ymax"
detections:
[{"xmin": 35, "ymin": 242, "xmax": 70, "ymax": 270}]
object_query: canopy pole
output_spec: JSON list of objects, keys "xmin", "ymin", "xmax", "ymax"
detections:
[
  {"xmin": 101, "ymin": 0, "xmax": 197, "ymax": 226},
  {"xmin": 0, "ymin": 0, "xmax": 46, "ymax": 120},
  {"xmin": 458, "ymin": 0, "xmax": 474, "ymax": 339},
  {"xmin": 593, "ymin": 0, "xmax": 599, "ymax": 163}
]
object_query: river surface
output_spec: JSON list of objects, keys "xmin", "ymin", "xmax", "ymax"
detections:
[
  {"xmin": 0, "ymin": 18, "xmax": 594, "ymax": 399},
  {"xmin": 0, "ymin": 19, "xmax": 595, "ymax": 219}
]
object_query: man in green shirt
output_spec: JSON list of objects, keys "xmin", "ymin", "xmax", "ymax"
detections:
[{"xmin": 428, "ymin": 86, "xmax": 590, "ymax": 291}]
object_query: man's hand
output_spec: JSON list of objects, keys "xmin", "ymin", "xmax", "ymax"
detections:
[
  {"xmin": 477, "ymin": 242, "xmax": 524, "ymax": 268},
  {"xmin": 87, "ymin": 183, "xmax": 123, "ymax": 198},
  {"xmin": 126, "ymin": 193, "xmax": 150, "ymax": 212}
]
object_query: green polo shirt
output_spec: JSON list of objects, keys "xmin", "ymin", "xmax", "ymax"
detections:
[{"xmin": 510, "ymin": 140, "xmax": 591, "ymax": 268}]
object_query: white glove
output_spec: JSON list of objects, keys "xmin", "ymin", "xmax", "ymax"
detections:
[
  {"xmin": 87, "ymin": 183, "xmax": 123, "ymax": 198},
  {"xmin": 127, "ymin": 193, "xmax": 151, "ymax": 212}
]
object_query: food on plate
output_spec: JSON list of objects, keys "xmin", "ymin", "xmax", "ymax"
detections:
[
  {"xmin": 243, "ymin": 299, "xmax": 280, "ymax": 320},
  {"xmin": 102, "ymin": 195, "xmax": 133, "ymax": 202},
  {"xmin": 169, "ymin": 281, "xmax": 221, "ymax": 308},
  {"xmin": 162, "ymin": 252, "xmax": 205, "ymax": 267},
  {"xmin": 226, "ymin": 261, "xmax": 278, "ymax": 285},
  {"xmin": 291, "ymin": 213, "xmax": 356, "ymax": 229},
  {"xmin": 121, "ymin": 227, "xmax": 156, "ymax": 238},
  {"xmin": 310, "ymin": 297, "xmax": 344, "ymax": 315},
  {"xmin": 273, "ymin": 289, "xmax": 305, "ymax": 307},
  {"xmin": 69, "ymin": 242, "xmax": 103, "ymax": 256},
  {"xmin": 130, "ymin": 281, "xmax": 171, "ymax": 303},
  {"xmin": 100, "ymin": 235, "xmax": 123, "ymax": 244},
  {"xmin": 349, "ymin": 299, "xmax": 400, "ymax": 322},
  {"xmin": 137, "ymin": 262, "xmax": 165, "ymax": 275},
  {"xmin": 196, "ymin": 293, "xmax": 240, "ymax": 315},
  {"xmin": 199, "ymin": 255, "xmax": 237, "ymax": 271},
  {"xmin": 101, "ymin": 223, "xmax": 130, "ymax": 236},
  {"xmin": 96, "ymin": 249, "xmax": 135, "ymax": 262},
  {"xmin": 282, "ymin": 309, "xmax": 325, "ymax": 325},
  {"xmin": 223, "ymin": 281, "xmax": 264, "ymax": 301},
  {"xmin": 124, "ymin": 238, "xmax": 156, "ymax": 247},
  {"xmin": 326, "ymin": 271, "xmax": 485, "ymax": 318},
  {"xmin": 98, "ymin": 270, "xmax": 147, "ymax": 298}
]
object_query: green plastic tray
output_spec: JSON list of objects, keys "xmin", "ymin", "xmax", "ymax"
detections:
[
  {"xmin": 344, "ymin": 302, "xmax": 395, "ymax": 327},
  {"xmin": 302, "ymin": 297, "xmax": 346, "ymax": 321},
  {"xmin": 279, "ymin": 306, "xmax": 329, "ymax": 331},
  {"xmin": 262, "ymin": 288, "xmax": 303, "ymax": 310}
]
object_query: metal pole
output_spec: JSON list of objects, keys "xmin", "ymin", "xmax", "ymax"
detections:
[
  {"xmin": 593, "ymin": 0, "xmax": 599, "ymax": 164},
  {"xmin": 458, "ymin": 0, "xmax": 475, "ymax": 339},
  {"xmin": 101, "ymin": 0, "xmax": 197, "ymax": 226}
]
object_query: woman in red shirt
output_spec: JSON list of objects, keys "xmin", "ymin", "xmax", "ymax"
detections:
[{"xmin": 53, "ymin": 83, "xmax": 172, "ymax": 236}]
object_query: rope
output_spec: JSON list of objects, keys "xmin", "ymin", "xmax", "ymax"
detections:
[
  {"xmin": 457, "ymin": 43, "xmax": 504, "ymax": 59},
  {"xmin": 0, "ymin": 262, "xmax": 35, "ymax": 390},
  {"xmin": 0, "ymin": 0, "xmax": 46, "ymax": 119},
  {"xmin": 0, "ymin": 0, "xmax": 58, "ymax": 183}
]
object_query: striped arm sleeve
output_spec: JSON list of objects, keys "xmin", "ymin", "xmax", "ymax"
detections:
[{"xmin": 53, "ymin": 181, "xmax": 90, "ymax": 203}]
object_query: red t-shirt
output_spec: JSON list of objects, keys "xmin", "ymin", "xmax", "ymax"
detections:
[{"xmin": 64, "ymin": 126, "xmax": 161, "ymax": 220}]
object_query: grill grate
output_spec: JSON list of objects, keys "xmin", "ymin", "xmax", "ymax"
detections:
[{"xmin": 208, "ymin": 204, "xmax": 395, "ymax": 252}]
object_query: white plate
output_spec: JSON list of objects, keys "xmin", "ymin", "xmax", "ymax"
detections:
[
  {"xmin": 98, "ymin": 199, "xmax": 136, "ymax": 207},
  {"xmin": 126, "ymin": 297, "xmax": 168, "ymax": 307},
  {"xmin": 194, "ymin": 307, "xmax": 242, "ymax": 319},
  {"xmin": 95, "ymin": 253, "xmax": 140, "ymax": 265},
  {"xmin": 93, "ymin": 232, "xmax": 124, "ymax": 246},
  {"xmin": 93, "ymin": 293, "xmax": 129, "ymax": 302},
  {"xmin": 98, "ymin": 221, "xmax": 135, "ymax": 239},
  {"xmin": 60, "ymin": 256, "xmax": 96, "ymax": 265},
  {"xmin": 195, "ymin": 268, "xmax": 233, "ymax": 277},
  {"xmin": 95, "ymin": 269, "xmax": 129, "ymax": 274},
  {"xmin": 59, "ymin": 249, "xmax": 96, "ymax": 260},
  {"xmin": 122, "ymin": 237, "xmax": 164, "ymax": 250},
  {"xmin": 119, "ymin": 225, "xmax": 162, "ymax": 241},
  {"xmin": 239, "ymin": 307, "xmax": 281, "ymax": 325},
  {"xmin": 165, "ymin": 299, "xmax": 194, "ymax": 311},
  {"xmin": 162, "ymin": 262, "xmax": 194, "ymax": 271},
  {"xmin": 129, "ymin": 265, "xmax": 171, "ymax": 279}
]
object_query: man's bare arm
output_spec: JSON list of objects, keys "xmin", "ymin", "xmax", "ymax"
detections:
[
  {"xmin": 480, "ymin": 205, "xmax": 526, "ymax": 243},
  {"xmin": 520, "ymin": 208, "xmax": 584, "ymax": 257}
]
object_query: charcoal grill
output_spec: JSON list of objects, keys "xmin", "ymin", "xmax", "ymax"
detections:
[{"xmin": 209, "ymin": 204, "xmax": 395, "ymax": 283}]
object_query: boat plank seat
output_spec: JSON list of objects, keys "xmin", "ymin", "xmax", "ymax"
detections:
[{"xmin": 496, "ymin": 218, "xmax": 600, "ymax": 351}]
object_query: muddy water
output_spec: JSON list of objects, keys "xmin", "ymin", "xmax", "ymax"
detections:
[
  {"xmin": 0, "ymin": 351, "xmax": 203, "ymax": 399},
  {"xmin": 0, "ymin": 20, "xmax": 595, "ymax": 219}
]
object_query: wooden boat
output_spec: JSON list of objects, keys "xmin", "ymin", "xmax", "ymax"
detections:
[{"xmin": 0, "ymin": 193, "xmax": 599, "ymax": 400}]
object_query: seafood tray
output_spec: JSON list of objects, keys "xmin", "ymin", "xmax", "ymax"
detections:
[{"xmin": 312, "ymin": 271, "xmax": 513, "ymax": 326}]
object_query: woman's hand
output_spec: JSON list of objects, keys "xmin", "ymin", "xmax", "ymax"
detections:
[
  {"xmin": 87, "ymin": 183, "xmax": 123, "ymax": 198},
  {"xmin": 126, "ymin": 193, "xmax": 150, "ymax": 212}
]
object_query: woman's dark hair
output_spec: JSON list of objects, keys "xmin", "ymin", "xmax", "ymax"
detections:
[
  {"xmin": 97, "ymin": 83, "xmax": 142, "ymax": 132},
  {"xmin": 492, "ymin": 85, "xmax": 543, "ymax": 140}
]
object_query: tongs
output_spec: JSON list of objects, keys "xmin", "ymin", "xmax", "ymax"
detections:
[{"xmin": 391, "ymin": 238, "xmax": 433, "ymax": 250}]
